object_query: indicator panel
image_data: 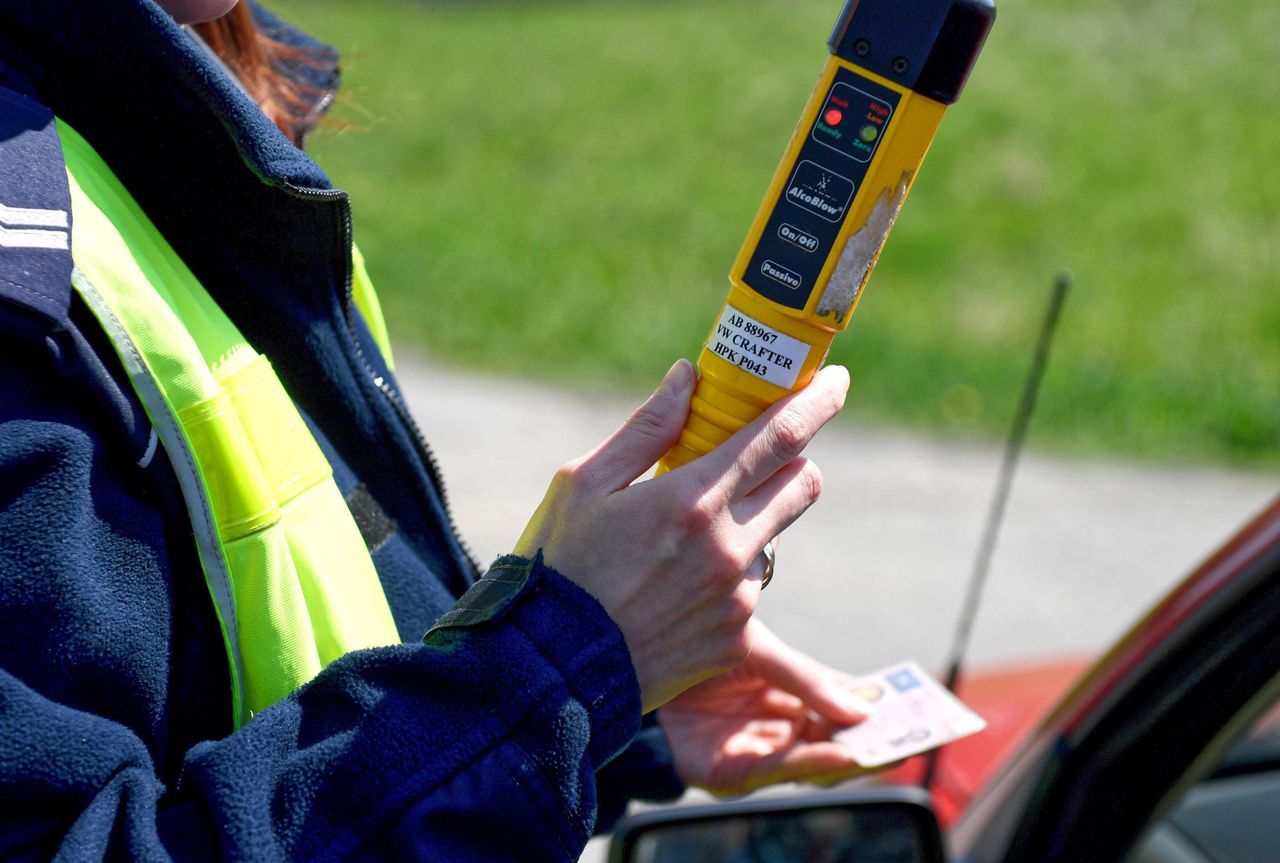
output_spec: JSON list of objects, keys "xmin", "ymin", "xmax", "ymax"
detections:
[
  {"xmin": 812, "ymin": 81, "xmax": 893, "ymax": 163},
  {"xmin": 742, "ymin": 68, "xmax": 901, "ymax": 310}
]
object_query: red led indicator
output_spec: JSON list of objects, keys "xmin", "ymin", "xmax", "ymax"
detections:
[{"xmin": 824, "ymin": 108, "xmax": 844, "ymax": 126}]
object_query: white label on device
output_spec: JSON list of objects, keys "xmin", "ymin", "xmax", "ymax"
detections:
[{"xmin": 707, "ymin": 305, "xmax": 810, "ymax": 390}]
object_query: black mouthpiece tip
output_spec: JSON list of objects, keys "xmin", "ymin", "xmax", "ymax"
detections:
[{"xmin": 829, "ymin": 0, "xmax": 996, "ymax": 104}]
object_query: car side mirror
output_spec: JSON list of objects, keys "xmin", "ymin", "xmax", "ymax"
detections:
[{"xmin": 608, "ymin": 786, "xmax": 945, "ymax": 863}]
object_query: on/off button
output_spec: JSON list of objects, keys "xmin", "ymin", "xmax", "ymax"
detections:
[{"xmin": 779, "ymin": 223, "xmax": 820, "ymax": 253}]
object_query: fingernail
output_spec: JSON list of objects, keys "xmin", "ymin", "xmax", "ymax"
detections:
[
  {"xmin": 663, "ymin": 358, "xmax": 694, "ymax": 394},
  {"xmin": 825, "ymin": 364, "xmax": 850, "ymax": 389}
]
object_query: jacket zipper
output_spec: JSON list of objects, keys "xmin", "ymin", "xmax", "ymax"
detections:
[{"xmin": 291, "ymin": 184, "xmax": 481, "ymax": 582}]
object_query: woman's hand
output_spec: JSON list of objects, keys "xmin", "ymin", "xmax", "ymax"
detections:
[
  {"xmin": 659, "ymin": 619, "xmax": 872, "ymax": 796},
  {"xmin": 514, "ymin": 359, "xmax": 849, "ymax": 713}
]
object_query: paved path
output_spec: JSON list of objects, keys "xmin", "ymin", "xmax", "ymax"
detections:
[{"xmin": 395, "ymin": 356, "xmax": 1277, "ymax": 859}]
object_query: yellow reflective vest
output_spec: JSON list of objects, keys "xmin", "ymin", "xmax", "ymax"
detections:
[{"xmin": 60, "ymin": 119, "xmax": 400, "ymax": 727}]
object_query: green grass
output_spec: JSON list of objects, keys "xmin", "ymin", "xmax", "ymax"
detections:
[{"xmin": 271, "ymin": 0, "xmax": 1280, "ymax": 467}]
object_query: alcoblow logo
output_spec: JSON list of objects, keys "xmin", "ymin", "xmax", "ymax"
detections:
[{"xmin": 784, "ymin": 160, "xmax": 854, "ymax": 223}]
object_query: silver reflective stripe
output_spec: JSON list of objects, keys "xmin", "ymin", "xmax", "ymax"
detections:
[
  {"xmin": 0, "ymin": 201, "xmax": 68, "ymax": 228},
  {"xmin": 0, "ymin": 202, "xmax": 69, "ymax": 250},
  {"xmin": 0, "ymin": 224, "xmax": 69, "ymax": 250},
  {"xmin": 71, "ymin": 266, "xmax": 248, "ymax": 726}
]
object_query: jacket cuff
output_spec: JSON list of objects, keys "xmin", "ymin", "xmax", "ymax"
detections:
[
  {"xmin": 428, "ymin": 552, "xmax": 642, "ymax": 769},
  {"xmin": 595, "ymin": 715, "xmax": 686, "ymax": 832}
]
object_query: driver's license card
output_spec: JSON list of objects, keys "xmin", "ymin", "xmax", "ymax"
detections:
[{"xmin": 832, "ymin": 661, "xmax": 986, "ymax": 768}]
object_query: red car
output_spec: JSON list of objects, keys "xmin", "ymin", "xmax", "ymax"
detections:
[{"xmin": 609, "ymin": 495, "xmax": 1280, "ymax": 863}]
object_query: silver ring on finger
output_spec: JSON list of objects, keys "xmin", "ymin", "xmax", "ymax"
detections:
[{"xmin": 759, "ymin": 541, "xmax": 776, "ymax": 590}]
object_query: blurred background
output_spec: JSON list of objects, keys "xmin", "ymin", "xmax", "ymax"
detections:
[
  {"xmin": 262, "ymin": 1, "xmax": 1278, "ymax": 853},
  {"xmin": 273, "ymin": 0, "xmax": 1278, "ymax": 468}
]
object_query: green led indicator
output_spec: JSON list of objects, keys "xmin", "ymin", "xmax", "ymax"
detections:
[{"xmin": 859, "ymin": 124, "xmax": 879, "ymax": 143}]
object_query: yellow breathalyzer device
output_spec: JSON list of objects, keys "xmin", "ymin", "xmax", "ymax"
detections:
[{"xmin": 660, "ymin": 0, "xmax": 995, "ymax": 471}]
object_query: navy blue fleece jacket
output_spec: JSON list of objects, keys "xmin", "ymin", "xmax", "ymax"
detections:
[{"xmin": 0, "ymin": 1, "xmax": 681, "ymax": 859}]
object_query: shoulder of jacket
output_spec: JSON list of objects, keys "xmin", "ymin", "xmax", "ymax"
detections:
[{"xmin": 0, "ymin": 84, "xmax": 73, "ymax": 325}]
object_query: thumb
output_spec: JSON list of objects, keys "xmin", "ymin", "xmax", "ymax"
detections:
[
  {"xmin": 750, "ymin": 623, "xmax": 874, "ymax": 726},
  {"xmin": 576, "ymin": 359, "xmax": 695, "ymax": 492}
]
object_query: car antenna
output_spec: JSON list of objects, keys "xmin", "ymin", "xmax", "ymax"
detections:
[{"xmin": 922, "ymin": 271, "xmax": 1071, "ymax": 791}]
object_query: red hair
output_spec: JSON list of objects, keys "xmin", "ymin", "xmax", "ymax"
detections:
[{"xmin": 194, "ymin": 5, "xmax": 330, "ymax": 147}]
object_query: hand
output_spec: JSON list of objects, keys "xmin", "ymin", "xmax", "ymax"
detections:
[
  {"xmin": 659, "ymin": 619, "xmax": 872, "ymax": 796},
  {"xmin": 514, "ymin": 359, "xmax": 849, "ymax": 713}
]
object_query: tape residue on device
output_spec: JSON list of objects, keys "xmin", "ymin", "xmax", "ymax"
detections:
[{"xmin": 817, "ymin": 170, "xmax": 912, "ymax": 322}]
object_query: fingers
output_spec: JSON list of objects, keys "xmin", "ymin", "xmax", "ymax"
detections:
[
  {"xmin": 760, "ymin": 689, "xmax": 806, "ymax": 717},
  {"xmin": 730, "ymin": 457, "xmax": 822, "ymax": 540},
  {"xmin": 747, "ymin": 741, "xmax": 867, "ymax": 790},
  {"xmin": 711, "ymin": 740, "xmax": 866, "ymax": 796},
  {"xmin": 573, "ymin": 359, "xmax": 695, "ymax": 492},
  {"xmin": 698, "ymin": 365, "xmax": 849, "ymax": 499}
]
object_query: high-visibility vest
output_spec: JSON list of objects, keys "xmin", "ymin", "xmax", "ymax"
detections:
[{"xmin": 58, "ymin": 119, "xmax": 401, "ymax": 728}]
